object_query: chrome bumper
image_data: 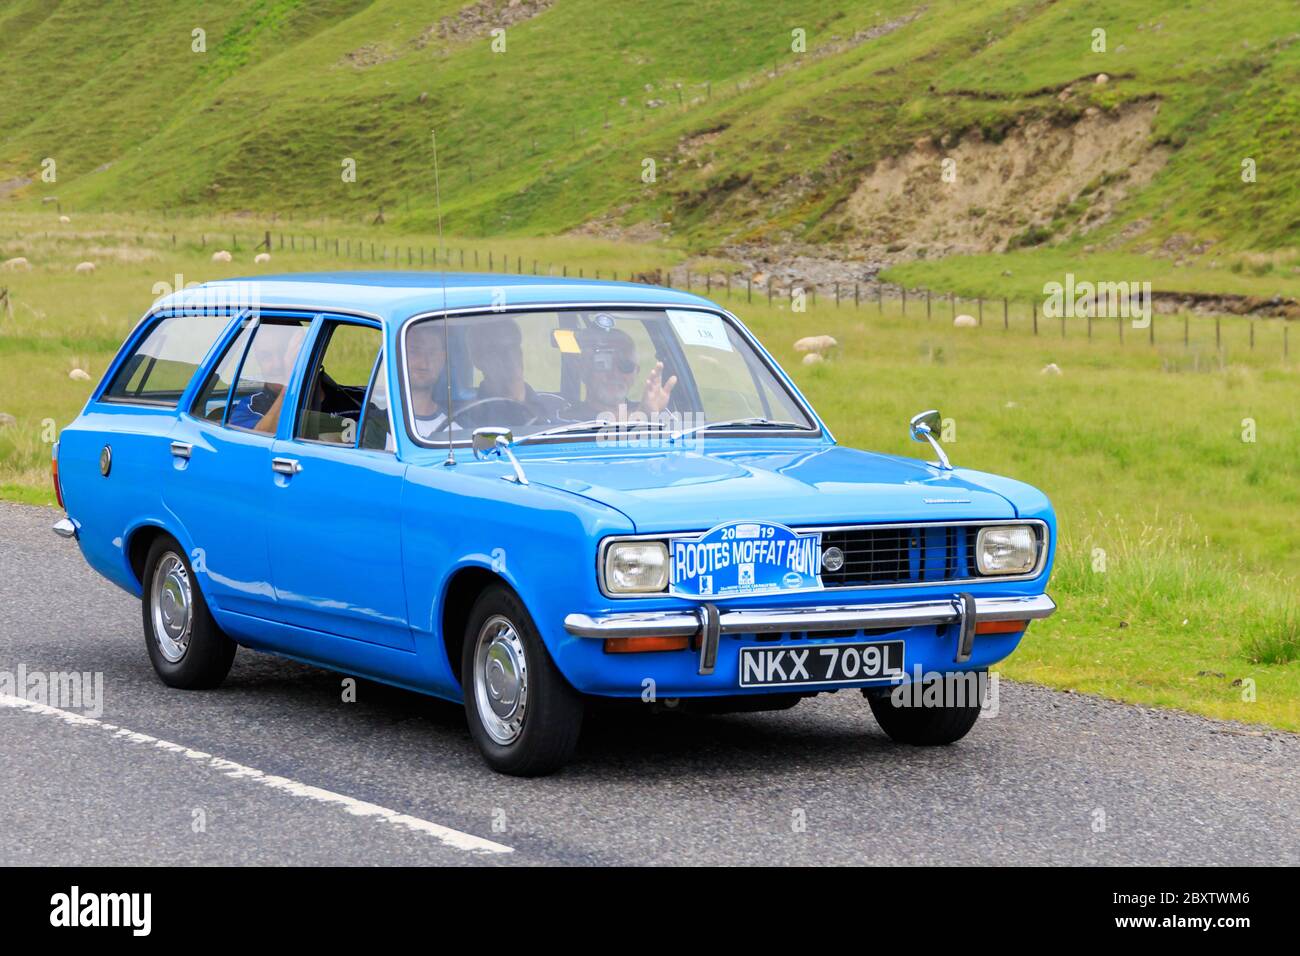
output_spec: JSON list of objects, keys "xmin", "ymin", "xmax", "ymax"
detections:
[{"xmin": 564, "ymin": 593, "xmax": 1055, "ymax": 642}]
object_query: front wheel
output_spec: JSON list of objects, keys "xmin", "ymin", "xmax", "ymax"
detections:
[
  {"xmin": 865, "ymin": 675, "xmax": 984, "ymax": 745},
  {"xmin": 462, "ymin": 585, "xmax": 584, "ymax": 776},
  {"xmin": 141, "ymin": 537, "xmax": 236, "ymax": 689}
]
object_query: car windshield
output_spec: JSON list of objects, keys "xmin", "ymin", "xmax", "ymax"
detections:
[{"xmin": 401, "ymin": 308, "xmax": 816, "ymax": 443}]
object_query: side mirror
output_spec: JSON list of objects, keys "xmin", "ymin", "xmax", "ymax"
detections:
[
  {"xmin": 909, "ymin": 410, "xmax": 941, "ymax": 442},
  {"xmin": 471, "ymin": 426, "xmax": 528, "ymax": 485},
  {"xmin": 472, "ymin": 426, "xmax": 513, "ymax": 458},
  {"xmin": 908, "ymin": 409, "xmax": 952, "ymax": 470}
]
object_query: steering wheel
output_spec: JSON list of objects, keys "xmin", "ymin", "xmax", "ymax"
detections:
[{"xmin": 447, "ymin": 395, "xmax": 538, "ymax": 426}]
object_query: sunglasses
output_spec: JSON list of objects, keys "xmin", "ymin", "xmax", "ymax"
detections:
[{"xmin": 590, "ymin": 350, "xmax": 638, "ymax": 375}]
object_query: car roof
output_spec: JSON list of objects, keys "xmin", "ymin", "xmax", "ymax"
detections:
[{"xmin": 158, "ymin": 271, "xmax": 723, "ymax": 325}]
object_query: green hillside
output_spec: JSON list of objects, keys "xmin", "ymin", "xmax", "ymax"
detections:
[{"xmin": 1, "ymin": 0, "xmax": 1298, "ymax": 260}]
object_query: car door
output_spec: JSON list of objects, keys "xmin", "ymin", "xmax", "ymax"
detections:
[
  {"xmin": 265, "ymin": 317, "xmax": 412, "ymax": 650},
  {"xmin": 165, "ymin": 315, "xmax": 312, "ymax": 618}
]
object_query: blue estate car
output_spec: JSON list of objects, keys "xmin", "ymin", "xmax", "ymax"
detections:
[{"xmin": 53, "ymin": 272, "xmax": 1056, "ymax": 775}]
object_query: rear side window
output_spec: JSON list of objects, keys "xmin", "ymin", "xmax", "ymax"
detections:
[
  {"xmin": 103, "ymin": 314, "xmax": 230, "ymax": 406},
  {"xmin": 190, "ymin": 321, "xmax": 255, "ymax": 423}
]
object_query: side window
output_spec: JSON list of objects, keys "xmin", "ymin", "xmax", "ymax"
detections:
[
  {"xmin": 226, "ymin": 320, "xmax": 310, "ymax": 434},
  {"xmin": 297, "ymin": 321, "xmax": 383, "ymax": 446},
  {"xmin": 190, "ymin": 321, "xmax": 255, "ymax": 422},
  {"xmin": 359, "ymin": 353, "xmax": 394, "ymax": 452},
  {"xmin": 103, "ymin": 313, "xmax": 230, "ymax": 406}
]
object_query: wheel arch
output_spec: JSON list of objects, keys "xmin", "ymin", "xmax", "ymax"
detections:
[{"xmin": 440, "ymin": 565, "xmax": 515, "ymax": 691}]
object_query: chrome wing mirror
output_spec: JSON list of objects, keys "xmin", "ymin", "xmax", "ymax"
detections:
[
  {"xmin": 909, "ymin": 410, "xmax": 952, "ymax": 471},
  {"xmin": 471, "ymin": 427, "xmax": 529, "ymax": 485}
]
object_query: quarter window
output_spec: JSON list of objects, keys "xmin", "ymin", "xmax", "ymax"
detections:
[{"xmin": 103, "ymin": 313, "xmax": 230, "ymax": 406}]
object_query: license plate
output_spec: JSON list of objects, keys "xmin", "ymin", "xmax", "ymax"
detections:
[{"xmin": 738, "ymin": 640, "xmax": 905, "ymax": 688}]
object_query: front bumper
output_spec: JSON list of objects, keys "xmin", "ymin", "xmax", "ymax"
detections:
[
  {"xmin": 564, "ymin": 593, "xmax": 1056, "ymax": 675},
  {"xmin": 565, "ymin": 593, "xmax": 1055, "ymax": 639}
]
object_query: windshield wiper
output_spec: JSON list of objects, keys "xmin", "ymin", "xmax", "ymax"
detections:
[
  {"xmin": 514, "ymin": 419, "xmax": 670, "ymax": 445},
  {"xmin": 669, "ymin": 416, "xmax": 811, "ymax": 443}
]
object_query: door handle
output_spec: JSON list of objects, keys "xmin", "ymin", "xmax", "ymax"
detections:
[
  {"xmin": 271, "ymin": 457, "xmax": 302, "ymax": 476},
  {"xmin": 170, "ymin": 441, "xmax": 192, "ymax": 460}
]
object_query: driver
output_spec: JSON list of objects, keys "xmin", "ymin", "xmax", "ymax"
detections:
[
  {"xmin": 466, "ymin": 317, "xmax": 551, "ymax": 424},
  {"xmin": 566, "ymin": 326, "xmax": 676, "ymax": 422}
]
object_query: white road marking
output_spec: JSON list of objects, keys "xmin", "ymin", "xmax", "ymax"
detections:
[{"xmin": 0, "ymin": 692, "xmax": 514, "ymax": 855}]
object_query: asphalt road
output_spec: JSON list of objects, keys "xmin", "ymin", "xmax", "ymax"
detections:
[{"xmin": 1, "ymin": 501, "xmax": 1296, "ymax": 866}]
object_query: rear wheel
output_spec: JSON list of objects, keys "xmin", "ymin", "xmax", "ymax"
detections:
[
  {"xmin": 462, "ymin": 585, "xmax": 583, "ymax": 776},
  {"xmin": 865, "ymin": 675, "xmax": 984, "ymax": 745},
  {"xmin": 141, "ymin": 537, "xmax": 236, "ymax": 689}
]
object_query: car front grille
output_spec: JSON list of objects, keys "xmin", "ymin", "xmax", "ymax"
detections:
[{"xmin": 815, "ymin": 524, "xmax": 975, "ymax": 588}]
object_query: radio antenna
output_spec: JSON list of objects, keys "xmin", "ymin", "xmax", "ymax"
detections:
[{"xmin": 432, "ymin": 128, "xmax": 455, "ymax": 466}]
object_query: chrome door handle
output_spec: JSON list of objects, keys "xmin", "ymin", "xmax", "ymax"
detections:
[
  {"xmin": 170, "ymin": 441, "xmax": 192, "ymax": 460},
  {"xmin": 271, "ymin": 457, "xmax": 302, "ymax": 475}
]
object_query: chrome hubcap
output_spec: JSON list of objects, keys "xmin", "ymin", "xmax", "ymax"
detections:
[
  {"xmin": 473, "ymin": 615, "xmax": 528, "ymax": 745},
  {"xmin": 151, "ymin": 553, "xmax": 192, "ymax": 663}
]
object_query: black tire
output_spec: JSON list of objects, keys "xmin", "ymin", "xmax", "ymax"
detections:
[
  {"xmin": 141, "ymin": 536, "xmax": 236, "ymax": 689},
  {"xmin": 461, "ymin": 584, "xmax": 583, "ymax": 776},
  {"xmin": 865, "ymin": 675, "xmax": 984, "ymax": 745}
]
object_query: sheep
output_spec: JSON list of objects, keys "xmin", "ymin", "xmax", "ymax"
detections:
[
  {"xmin": 2, "ymin": 256, "xmax": 31, "ymax": 271},
  {"xmin": 211, "ymin": 250, "xmax": 233, "ymax": 263},
  {"xmin": 953, "ymin": 313, "xmax": 977, "ymax": 328},
  {"xmin": 793, "ymin": 334, "xmax": 838, "ymax": 353},
  {"xmin": 74, "ymin": 261, "xmax": 96, "ymax": 274},
  {"xmin": 69, "ymin": 368, "xmax": 91, "ymax": 381},
  {"xmin": 254, "ymin": 252, "xmax": 271, "ymax": 264}
]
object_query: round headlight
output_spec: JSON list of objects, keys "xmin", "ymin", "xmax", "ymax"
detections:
[
  {"xmin": 604, "ymin": 541, "xmax": 669, "ymax": 594},
  {"xmin": 975, "ymin": 525, "xmax": 1038, "ymax": 575}
]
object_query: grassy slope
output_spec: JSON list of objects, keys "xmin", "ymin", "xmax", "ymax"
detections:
[
  {"xmin": 2, "ymin": 0, "xmax": 1298, "ymax": 265},
  {"xmin": 0, "ymin": 218, "xmax": 1295, "ymax": 729}
]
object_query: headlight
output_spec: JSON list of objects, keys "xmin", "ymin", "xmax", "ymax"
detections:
[
  {"xmin": 604, "ymin": 541, "xmax": 669, "ymax": 594},
  {"xmin": 975, "ymin": 525, "xmax": 1038, "ymax": 575}
]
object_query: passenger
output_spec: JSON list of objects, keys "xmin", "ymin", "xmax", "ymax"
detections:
[
  {"xmin": 407, "ymin": 321, "xmax": 459, "ymax": 437},
  {"xmin": 228, "ymin": 325, "xmax": 307, "ymax": 434},
  {"xmin": 566, "ymin": 326, "xmax": 676, "ymax": 422}
]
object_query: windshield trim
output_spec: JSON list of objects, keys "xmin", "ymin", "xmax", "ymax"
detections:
[{"xmin": 396, "ymin": 301, "xmax": 826, "ymax": 450}]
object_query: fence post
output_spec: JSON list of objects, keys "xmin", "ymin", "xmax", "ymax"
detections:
[
  {"xmin": 747, "ymin": 276, "xmax": 752, "ymax": 303},
  {"xmin": 1032, "ymin": 299, "xmax": 1038, "ymax": 335},
  {"xmin": 1250, "ymin": 320, "xmax": 1255, "ymax": 350},
  {"xmin": 926, "ymin": 290, "xmax": 931, "ymax": 319},
  {"xmin": 1215, "ymin": 316, "xmax": 1221, "ymax": 350},
  {"xmin": 1149, "ymin": 314, "xmax": 1155, "ymax": 345},
  {"xmin": 855, "ymin": 283, "xmax": 860, "ymax": 308},
  {"xmin": 878, "ymin": 284, "xmax": 884, "ymax": 314},
  {"xmin": 902, "ymin": 288, "xmax": 906, "ymax": 315},
  {"xmin": 1183, "ymin": 315, "xmax": 1188, "ymax": 348},
  {"xmin": 835, "ymin": 283, "xmax": 840, "ymax": 308},
  {"xmin": 950, "ymin": 291, "xmax": 956, "ymax": 319},
  {"xmin": 977, "ymin": 298, "xmax": 982, "ymax": 326},
  {"xmin": 1003, "ymin": 297, "xmax": 1008, "ymax": 330}
]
